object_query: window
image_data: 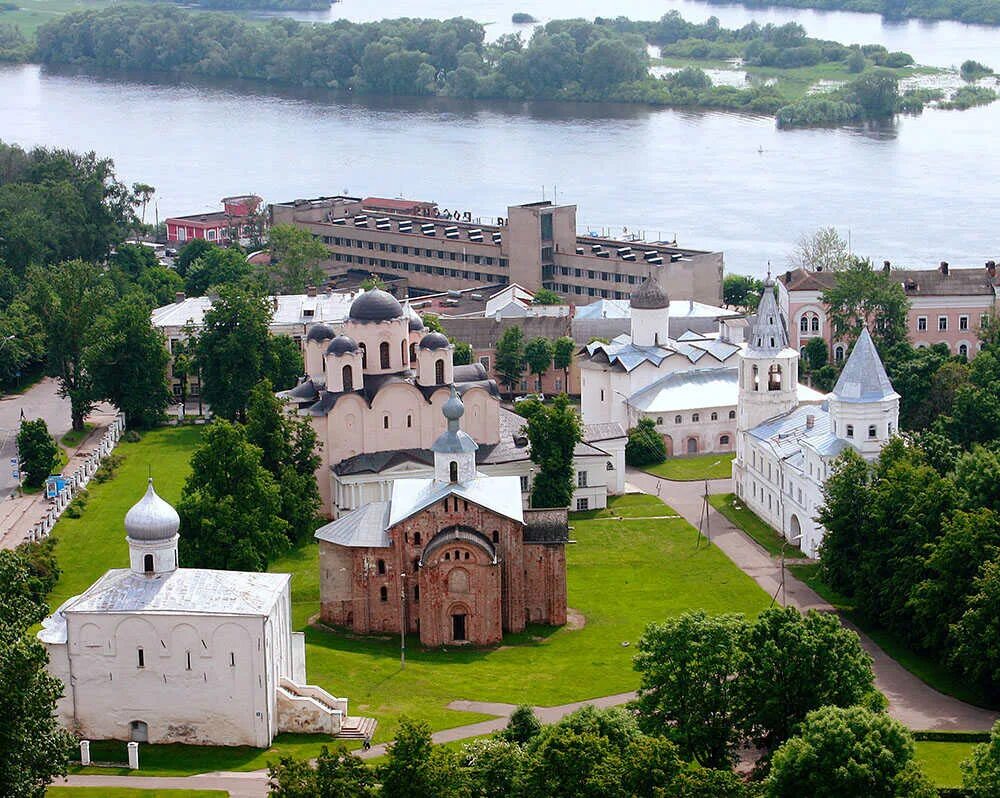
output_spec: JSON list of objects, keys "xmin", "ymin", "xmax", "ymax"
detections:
[
  {"xmin": 800, "ymin": 316, "xmax": 808, "ymax": 333},
  {"xmin": 835, "ymin": 346, "xmax": 845, "ymax": 362},
  {"xmin": 868, "ymin": 425, "xmax": 877, "ymax": 439},
  {"xmin": 186, "ymin": 651, "xmax": 192, "ymax": 671},
  {"xmin": 577, "ymin": 471, "xmax": 588, "ymax": 488},
  {"xmin": 768, "ymin": 364, "xmax": 782, "ymax": 391},
  {"xmin": 342, "ymin": 364, "xmax": 353, "ymax": 392},
  {"xmin": 960, "ymin": 315, "xmax": 969, "ymax": 331},
  {"xmin": 751, "ymin": 364, "xmax": 759, "ymax": 391},
  {"xmin": 811, "ymin": 316, "xmax": 819, "ymax": 332},
  {"xmin": 379, "ymin": 586, "xmax": 388, "ymax": 602},
  {"xmin": 576, "ymin": 498, "xmax": 589, "ymax": 511},
  {"xmin": 230, "ymin": 652, "xmax": 236, "ymax": 667},
  {"xmin": 137, "ymin": 648, "xmax": 145, "ymax": 668},
  {"xmin": 413, "ymin": 586, "xmax": 420, "ymax": 602},
  {"xmin": 377, "ymin": 559, "xmax": 386, "ymax": 575},
  {"xmin": 479, "ymin": 356, "xmax": 490, "ymax": 370},
  {"xmin": 600, "ymin": 390, "xmax": 605, "ymax": 402},
  {"xmin": 359, "ymin": 342, "xmax": 367, "ymax": 368},
  {"xmin": 846, "ymin": 424, "xmax": 854, "ymax": 438},
  {"xmin": 401, "ymin": 339, "xmax": 408, "ymax": 364},
  {"xmin": 540, "ymin": 213, "xmax": 553, "ymax": 241},
  {"xmin": 383, "ymin": 415, "xmax": 389, "ymax": 430},
  {"xmin": 711, "ymin": 412, "xmax": 718, "ymax": 421},
  {"xmin": 407, "ymin": 414, "xmax": 413, "ymax": 428},
  {"xmin": 607, "ymin": 461, "xmax": 615, "ymax": 471},
  {"xmin": 493, "ymin": 530, "xmax": 500, "ymax": 543},
  {"xmin": 939, "ymin": 316, "xmax": 948, "ymax": 331},
  {"xmin": 206, "ymin": 229, "xmax": 217, "ymax": 241},
  {"xmin": 410, "ymin": 342, "xmax": 416, "ymax": 361},
  {"xmin": 674, "ymin": 415, "xmax": 682, "ymax": 424},
  {"xmin": 692, "ymin": 413, "xmax": 700, "ymax": 422},
  {"xmin": 450, "ymin": 461, "xmax": 459, "ymax": 482},
  {"xmin": 414, "ymin": 532, "xmax": 421, "ymax": 544},
  {"xmin": 959, "ymin": 343, "xmax": 969, "ymax": 357},
  {"xmin": 520, "ymin": 475, "xmax": 529, "ymax": 492},
  {"xmin": 435, "ymin": 359, "xmax": 445, "ymax": 384},
  {"xmin": 656, "ymin": 417, "xmax": 663, "ymax": 425},
  {"xmin": 720, "ymin": 434, "xmax": 730, "ymax": 445},
  {"xmin": 729, "ymin": 410, "xmax": 736, "ymax": 420},
  {"xmin": 143, "ymin": 553, "xmax": 154, "ymax": 573},
  {"xmin": 380, "ymin": 341, "xmax": 390, "ymax": 369}
]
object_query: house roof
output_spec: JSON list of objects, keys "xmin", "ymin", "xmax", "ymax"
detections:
[
  {"xmin": 152, "ymin": 291, "xmax": 361, "ymax": 330},
  {"xmin": 315, "ymin": 502, "xmax": 392, "ymax": 548},
  {"xmin": 780, "ymin": 266, "xmax": 997, "ymax": 297},
  {"xmin": 388, "ymin": 474, "xmax": 524, "ymax": 528},
  {"xmin": 580, "ymin": 332, "xmax": 743, "ymax": 373},
  {"xmin": 629, "ymin": 368, "xmax": 824, "ymax": 414},
  {"xmin": 832, "ymin": 328, "xmax": 899, "ymax": 403}
]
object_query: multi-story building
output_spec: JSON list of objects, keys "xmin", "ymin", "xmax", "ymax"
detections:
[
  {"xmin": 165, "ymin": 195, "xmax": 264, "ymax": 248},
  {"xmin": 269, "ymin": 195, "xmax": 723, "ymax": 303},
  {"xmin": 778, "ymin": 261, "xmax": 999, "ymax": 361}
]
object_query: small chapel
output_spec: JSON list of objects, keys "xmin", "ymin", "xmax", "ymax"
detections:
[
  {"xmin": 315, "ymin": 387, "xmax": 569, "ymax": 647},
  {"xmin": 38, "ymin": 480, "xmax": 356, "ymax": 747}
]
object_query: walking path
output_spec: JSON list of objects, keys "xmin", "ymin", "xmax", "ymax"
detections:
[{"xmin": 626, "ymin": 468, "xmax": 999, "ymax": 732}]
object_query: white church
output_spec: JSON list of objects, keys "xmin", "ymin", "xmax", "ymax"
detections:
[
  {"xmin": 38, "ymin": 480, "xmax": 359, "ymax": 748},
  {"xmin": 733, "ymin": 280, "xmax": 900, "ymax": 558}
]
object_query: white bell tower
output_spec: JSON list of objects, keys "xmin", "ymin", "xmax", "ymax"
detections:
[{"xmin": 125, "ymin": 478, "xmax": 181, "ymax": 576}]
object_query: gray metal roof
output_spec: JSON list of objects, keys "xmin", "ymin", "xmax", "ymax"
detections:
[
  {"xmin": 832, "ymin": 328, "xmax": 899, "ymax": 404},
  {"xmin": 747, "ymin": 282, "xmax": 790, "ymax": 354},
  {"xmin": 349, "ymin": 288, "xmax": 403, "ymax": 322},
  {"xmin": 581, "ymin": 332, "xmax": 742, "ymax": 373},
  {"xmin": 388, "ymin": 475, "xmax": 524, "ymax": 528},
  {"xmin": 629, "ymin": 368, "xmax": 824, "ymax": 414},
  {"xmin": 56, "ymin": 568, "xmax": 289, "ymax": 617},
  {"xmin": 315, "ymin": 502, "xmax": 392, "ymax": 548}
]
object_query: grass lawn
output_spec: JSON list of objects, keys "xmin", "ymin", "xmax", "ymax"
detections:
[
  {"xmin": 61, "ymin": 423, "xmax": 95, "ymax": 450},
  {"xmin": 914, "ymin": 740, "xmax": 977, "ymax": 788},
  {"xmin": 54, "ymin": 432, "xmax": 770, "ymax": 774},
  {"xmin": 48, "ymin": 789, "xmax": 226, "ymax": 797},
  {"xmin": 0, "ymin": 0, "xmax": 121, "ymax": 38},
  {"xmin": 789, "ymin": 563, "xmax": 997, "ymax": 710},
  {"xmin": 709, "ymin": 493, "xmax": 804, "ymax": 558},
  {"xmin": 643, "ymin": 453, "xmax": 734, "ymax": 482}
]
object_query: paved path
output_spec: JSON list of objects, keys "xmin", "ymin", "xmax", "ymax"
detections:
[{"xmin": 626, "ymin": 468, "xmax": 999, "ymax": 731}]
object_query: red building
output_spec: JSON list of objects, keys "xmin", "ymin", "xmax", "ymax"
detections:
[
  {"xmin": 165, "ymin": 195, "xmax": 263, "ymax": 246},
  {"xmin": 314, "ymin": 388, "xmax": 568, "ymax": 646}
]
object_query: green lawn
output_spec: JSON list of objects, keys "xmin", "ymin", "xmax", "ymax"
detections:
[
  {"xmin": 789, "ymin": 563, "xmax": 996, "ymax": 710},
  {"xmin": 914, "ymin": 740, "xmax": 977, "ymax": 788},
  {"xmin": 643, "ymin": 453, "xmax": 734, "ymax": 482},
  {"xmin": 61, "ymin": 423, "xmax": 95, "ymax": 450},
  {"xmin": 1, "ymin": 0, "xmax": 122, "ymax": 38},
  {"xmin": 709, "ymin": 493, "xmax": 804, "ymax": 558},
  {"xmin": 48, "ymin": 789, "xmax": 226, "ymax": 798},
  {"xmin": 53, "ymin": 431, "xmax": 770, "ymax": 774}
]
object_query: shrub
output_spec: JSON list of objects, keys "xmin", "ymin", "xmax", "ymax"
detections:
[
  {"xmin": 93, "ymin": 452, "xmax": 125, "ymax": 483},
  {"xmin": 626, "ymin": 418, "xmax": 667, "ymax": 467},
  {"xmin": 16, "ymin": 419, "xmax": 59, "ymax": 488},
  {"xmin": 960, "ymin": 59, "xmax": 993, "ymax": 81},
  {"xmin": 123, "ymin": 429, "xmax": 141, "ymax": 442}
]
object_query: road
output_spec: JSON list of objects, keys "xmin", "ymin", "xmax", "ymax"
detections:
[{"xmin": 0, "ymin": 378, "xmax": 72, "ymax": 500}]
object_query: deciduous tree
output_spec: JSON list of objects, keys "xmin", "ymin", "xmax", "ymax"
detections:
[
  {"xmin": 821, "ymin": 258, "xmax": 909, "ymax": 353},
  {"xmin": 523, "ymin": 394, "xmax": 581, "ymax": 508},
  {"xmin": 16, "ymin": 418, "xmax": 58, "ymax": 488},
  {"xmin": 185, "ymin": 247, "xmax": 253, "ymax": 296},
  {"xmin": 263, "ymin": 334, "xmax": 304, "ymax": 391},
  {"xmin": 625, "ymin": 418, "xmax": 666, "ymax": 466},
  {"xmin": 962, "ymin": 719, "xmax": 1000, "ymax": 797},
  {"xmin": 173, "ymin": 238, "xmax": 216, "ymax": 278},
  {"xmin": 268, "ymin": 745, "xmax": 376, "ymax": 798},
  {"xmin": 266, "ymin": 223, "xmax": 329, "ymax": 294},
  {"xmin": 553, "ymin": 336, "xmax": 575, "ymax": 389},
  {"xmin": 788, "ymin": 227, "xmax": 851, "ymax": 273},
  {"xmin": 495, "ymin": 325, "xmax": 526, "ymax": 392},
  {"xmin": 524, "ymin": 336, "xmax": 554, "ymax": 386}
]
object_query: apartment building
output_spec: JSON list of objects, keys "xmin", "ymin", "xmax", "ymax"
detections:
[{"xmin": 269, "ymin": 195, "xmax": 724, "ymax": 304}]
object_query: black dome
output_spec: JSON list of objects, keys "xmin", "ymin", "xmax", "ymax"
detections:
[
  {"xmin": 326, "ymin": 335, "xmax": 359, "ymax": 355},
  {"xmin": 305, "ymin": 323, "xmax": 335, "ymax": 343},
  {"xmin": 349, "ymin": 289, "xmax": 403, "ymax": 322},
  {"xmin": 409, "ymin": 315, "xmax": 425, "ymax": 332},
  {"xmin": 419, "ymin": 331, "xmax": 450, "ymax": 350},
  {"xmin": 630, "ymin": 273, "xmax": 670, "ymax": 310}
]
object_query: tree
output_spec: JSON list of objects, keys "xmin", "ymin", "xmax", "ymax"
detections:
[
  {"xmin": 131, "ymin": 182, "xmax": 155, "ymax": 230},
  {"xmin": 764, "ymin": 706, "xmax": 935, "ymax": 798},
  {"xmin": 553, "ymin": 336, "xmax": 575, "ymax": 389},
  {"xmin": 26, "ymin": 259, "xmax": 116, "ymax": 430},
  {"xmin": 196, "ymin": 284, "xmax": 273, "ymax": 422},
  {"xmin": 741, "ymin": 607, "xmax": 877, "ymax": 755},
  {"xmin": 532, "ymin": 288, "xmax": 562, "ymax": 305},
  {"xmin": 633, "ymin": 611, "xmax": 749, "ymax": 768},
  {"xmin": 523, "ymin": 394, "xmax": 581, "ymax": 508},
  {"xmin": 185, "ymin": 247, "xmax": 253, "ymax": 296},
  {"xmin": 722, "ymin": 274, "xmax": 762, "ymax": 309},
  {"xmin": 171, "ymin": 336, "xmax": 194, "ymax": 410},
  {"xmin": 177, "ymin": 420, "xmax": 289, "ymax": 571},
  {"xmin": 524, "ymin": 337, "xmax": 554, "ymax": 387},
  {"xmin": 263, "ymin": 334, "xmax": 304, "ymax": 391},
  {"xmin": 962, "ymin": 719, "xmax": 1000, "ymax": 797},
  {"xmin": 0, "ymin": 299, "xmax": 46, "ymax": 387},
  {"xmin": 788, "ymin": 227, "xmax": 851, "ymax": 273},
  {"xmin": 802, "ymin": 336, "xmax": 827, "ymax": 372},
  {"xmin": 85, "ymin": 293, "xmax": 172, "ymax": 428},
  {"xmin": 422, "ymin": 313, "xmax": 444, "ymax": 333},
  {"xmin": 174, "ymin": 238, "xmax": 216, "ymax": 278},
  {"xmin": 451, "ymin": 339, "xmax": 473, "ymax": 366},
  {"xmin": 245, "ymin": 380, "xmax": 321, "ymax": 543},
  {"xmin": 501, "ymin": 704, "xmax": 541, "ymax": 744},
  {"xmin": 812, "ymin": 364, "xmax": 839, "ymax": 392},
  {"xmin": 461, "ymin": 737, "xmax": 524, "ymax": 798},
  {"xmin": 846, "ymin": 49, "xmax": 867, "ymax": 72},
  {"xmin": 16, "ymin": 419, "xmax": 58, "ymax": 488},
  {"xmin": 816, "ymin": 449, "xmax": 872, "ymax": 594},
  {"xmin": 950, "ymin": 558, "xmax": 1000, "ymax": 688},
  {"xmin": 625, "ymin": 418, "xmax": 667, "ymax": 467},
  {"xmin": 0, "ymin": 550, "xmax": 74, "ymax": 798},
  {"xmin": 138, "ymin": 265, "xmax": 186, "ymax": 306},
  {"xmin": 268, "ymin": 745, "xmax": 376, "ymax": 798},
  {"xmin": 848, "ymin": 68, "xmax": 900, "ymax": 117},
  {"xmin": 379, "ymin": 716, "xmax": 466, "ymax": 798},
  {"xmin": 882, "ymin": 343, "xmax": 957, "ymax": 430},
  {"xmin": 820, "ymin": 257, "xmax": 909, "ymax": 353},
  {"xmin": 495, "ymin": 325, "xmax": 526, "ymax": 392},
  {"xmin": 111, "ymin": 242, "xmax": 158, "ymax": 280},
  {"xmin": 266, "ymin": 223, "xmax": 329, "ymax": 294}
]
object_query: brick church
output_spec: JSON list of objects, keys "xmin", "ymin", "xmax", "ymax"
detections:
[{"xmin": 315, "ymin": 386, "xmax": 568, "ymax": 646}]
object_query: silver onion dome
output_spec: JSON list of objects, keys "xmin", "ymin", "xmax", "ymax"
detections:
[{"xmin": 125, "ymin": 478, "xmax": 180, "ymax": 542}]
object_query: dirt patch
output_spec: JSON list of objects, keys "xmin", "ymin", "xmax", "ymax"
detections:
[{"xmin": 566, "ymin": 608, "xmax": 587, "ymax": 630}]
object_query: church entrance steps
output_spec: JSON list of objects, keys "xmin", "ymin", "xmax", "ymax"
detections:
[
  {"xmin": 277, "ymin": 679, "xmax": 350, "ymax": 736},
  {"xmin": 338, "ymin": 715, "xmax": 378, "ymax": 739}
]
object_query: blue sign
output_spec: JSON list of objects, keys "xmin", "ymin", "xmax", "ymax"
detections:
[{"xmin": 45, "ymin": 475, "xmax": 67, "ymax": 499}]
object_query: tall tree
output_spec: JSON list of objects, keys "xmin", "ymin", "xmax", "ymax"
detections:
[
  {"xmin": 553, "ymin": 335, "xmax": 575, "ymax": 390},
  {"xmin": 173, "ymin": 238, "xmax": 216, "ymax": 279},
  {"xmin": 788, "ymin": 227, "xmax": 852, "ymax": 273},
  {"xmin": 26, "ymin": 259, "xmax": 116, "ymax": 430},
  {"xmin": 816, "ymin": 449, "xmax": 873, "ymax": 594},
  {"xmin": 625, "ymin": 418, "xmax": 667, "ymax": 467},
  {"xmin": 266, "ymin": 224, "xmax": 329, "ymax": 294},
  {"xmin": 378, "ymin": 717, "xmax": 466, "ymax": 798},
  {"xmin": 820, "ymin": 258, "xmax": 909, "ymax": 353},
  {"xmin": 802, "ymin": 336, "xmax": 828, "ymax": 372},
  {"xmin": 85, "ymin": 293, "xmax": 172, "ymax": 428},
  {"xmin": 0, "ymin": 299, "xmax": 46, "ymax": 387},
  {"xmin": 451, "ymin": 339, "xmax": 473, "ymax": 366},
  {"xmin": 962, "ymin": 719, "xmax": 1000, "ymax": 798},
  {"xmin": 950, "ymin": 557, "xmax": 1000, "ymax": 689},
  {"xmin": 0, "ymin": 550, "xmax": 74, "ymax": 798},
  {"xmin": 177, "ymin": 420, "xmax": 289, "ymax": 571},
  {"xmin": 495, "ymin": 325, "xmax": 526, "ymax": 392},
  {"xmin": 195, "ymin": 284, "xmax": 273, "ymax": 422},
  {"xmin": 268, "ymin": 745, "xmax": 376, "ymax": 798},
  {"xmin": 523, "ymin": 394, "xmax": 581, "ymax": 508},
  {"xmin": 263, "ymin": 334, "xmax": 305, "ymax": 391},
  {"xmin": 524, "ymin": 337, "xmax": 554, "ymax": 388},
  {"xmin": 184, "ymin": 247, "xmax": 253, "ymax": 296},
  {"xmin": 723, "ymin": 274, "xmax": 763, "ymax": 310},
  {"xmin": 16, "ymin": 419, "xmax": 58, "ymax": 488},
  {"xmin": 131, "ymin": 182, "xmax": 155, "ymax": 231}
]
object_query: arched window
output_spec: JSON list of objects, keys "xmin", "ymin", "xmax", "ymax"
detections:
[
  {"xmin": 342, "ymin": 364, "xmax": 353, "ymax": 392},
  {"xmin": 800, "ymin": 316, "xmax": 808, "ymax": 332},
  {"xmin": 407, "ymin": 414, "xmax": 413, "ymax": 428},
  {"xmin": 835, "ymin": 345, "xmax": 844, "ymax": 362},
  {"xmin": 711, "ymin": 412, "xmax": 718, "ymax": 421},
  {"xmin": 674, "ymin": 415, "xmax": 682, "ymax": 424},
  {"xmin": 380, "ymin": 341, "xmax": 390, "ymax": 369},
  {"xmin": 751, "ymin": 364, "xmax": 759, "ymax": 391},
  {"xmin": 359, "ymin": 342, "xmax": 367, "ymax": 368},
  {"xmin": 811, "ymin": 316, "xmax": 820, "ymax": 332},
  {"xmin": 768, "ymin": 364, "xmax": 782, "ymax": 391},
  {"xmin": 401, "ymin": 339, "xmax": 408, "ymax": 365},
  {"xmin": 868, "ymin": 425, "xmax": 877, "ymax": 439},
  {"xmin": 143, "ymin": 554, "xmax": 154, "ymax": 573},
  {"xmin": 414, "ymin": 532, "xmax": 421, "ymax": 544},
  {"xmin": 383, "ymin": 415, "xmax": 389, "ymax": 430},
  {"xmin": 492, "ymin": 530, "xmax": 499, "ymax": 543},
  {"xmin": 410, "ymin": 342, "xmax": 417, "ymax": 362},
  {"xmin": 377, "ymin": 559, "xmax": 386, "ymax": 575},
  {"xmin": 729, "ymin": 410, "xmax": 736, "ymax": 419},
  {"xmin": 846, "ymin": 424, "xmax": 854, "ymax": 438},
  {"xmin": 959, "ymin": 343, "xmax": 969, "ymax": 357},
  {"xmin": 692, "ymin": 413, "xmax": 700, "ymax": 422},
  {"xmin": 449, "ymin": 460, "xmax": 458, "ymax": 482},
  {"xmin": 435, "ymin": 359, "xmax": 445, "ymax": 384},
  {"xmin": 379, "ymin": 586, "xmax": 388, "ymax": 602},
  {"xmin": 720, "ymin": 434, "xmax": 730, "ymax": 445}
]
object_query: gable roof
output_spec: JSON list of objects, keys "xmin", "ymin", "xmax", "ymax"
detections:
[
  {"xmin": 388, "ymin": 474, "xmax": 524, "ymax": 528},
  {"xmin": 832, "ymin": 328, "xmax": 899, "ymax": 403},
  {"xmin": 315, "ymin": 502, "xmax": 392, "ymax": 547}
]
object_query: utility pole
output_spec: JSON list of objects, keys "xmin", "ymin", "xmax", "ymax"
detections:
[{"xmin": 399, "ymin": 572, "xmax": 407, "ymax": 669}]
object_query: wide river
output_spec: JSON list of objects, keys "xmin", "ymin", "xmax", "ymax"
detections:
[{"xmin": 1, "ymin": 0, "xmax": 998, "ymax": 276}]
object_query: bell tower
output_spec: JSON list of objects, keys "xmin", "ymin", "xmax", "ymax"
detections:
[
  {"xmin": 432, "ymin": 385, "xmax": 479, "ymax": 484},
  {"xmin": 125, "ymin": 478, "xmax": 181, "ymax": 576}
]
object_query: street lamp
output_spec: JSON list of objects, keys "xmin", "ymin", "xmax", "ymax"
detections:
[{"xmin": 399, "ymin": 572, "xmax": 408, "ymax": 669}]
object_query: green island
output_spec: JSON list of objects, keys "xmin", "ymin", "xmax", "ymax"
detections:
[
  {"xmin": 701, "ymin": 0, "xmax": 1000, "ymax": 27},
  {"xmin": 0, "ymin": 6, "xmax": 992, "ymax": 128}
]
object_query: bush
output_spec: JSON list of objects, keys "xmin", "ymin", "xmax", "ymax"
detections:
[
  {"xmin": 777, "ymin": 96, "xmax": 863, "ymax": 128},
  {"xmin": 960, "ymin": 59, "xmax": 993, "ymax": 81},
  {"xmin": 882, "ymin": 51, "xmax": 915, "ymax": 68},
  {"xmin": 123, "ymin": 429, "xmax": 141, "ymax": 443},
  {"xmin": 626, "ymin": 418, "xmax": 668, "ymax": 467},
  {"xmin": 93, "ymin": 452, "xmax": 125, "ymax": 483},
  {"xmin": 64, "ymin": 489, "xmax": 89, "ymax": 518},
  {"xmin": 17, "ymin": 419, "xmax": 59, "ymax": 488},
  {"xmin": 846, "ymin": 50, "xmax": 866, "ymax": 73}
]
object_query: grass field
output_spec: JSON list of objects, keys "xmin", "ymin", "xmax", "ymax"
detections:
[
  {"xmin": 54, "ymin": 426, "xmax": 770, "ymax": 774},
  {"xmin": 789, "ymin": 563, "xmax": 996, "ymax": 710},
  {"xmin": 47, "ymin": 789, "xmax": 226, "ymax": 798},
  {"xmin": 709, "ymin": 492, "xmax": 804, "ymax": 558},
  {"xmin": 643, "ymin": 453, "xmax": 734, "ymax": 482},
  {"xmin": 914, "ymin": 740, "xmax": 977, "ymax": 788},
  {"xmin": 0, "ymin": 0, "xmax": 120, "ymax": 38},
  {"xmin": 61, "ymin": 423, "xmax": 95, "ymax": 450}
]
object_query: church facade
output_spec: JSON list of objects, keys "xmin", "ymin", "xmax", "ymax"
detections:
[
  {"xmin": 315, "ymin": 389, "xmax": 568, "ymax": 647},
  {"xmin": 39, "ymin": 481, "xmax": 356, "ymax": 747},
  {"xmin": 733, "ymin": 282, "xmax": 900, "ymax": 558}
]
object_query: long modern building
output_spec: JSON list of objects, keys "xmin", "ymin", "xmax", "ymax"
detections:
[{"xmin": 269, "ymin": 195, "xmax": 724, "ymax": 304}]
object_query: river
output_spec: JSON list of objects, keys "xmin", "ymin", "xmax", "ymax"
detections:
[{"xmin": 0, "ymin": 0, "xmax": 997, "ymax": 277}]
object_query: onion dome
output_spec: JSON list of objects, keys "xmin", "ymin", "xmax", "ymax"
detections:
[
  {"xmin": 305, "ymin": 323, "xmax": 335, "ymax": 343},
  {"xmin": 432, "ymin": 385, "xmax": 478, "ymax": 455},
  {"xmin": 630, "ymin": 272, "xmax": 670, "ymax": 310},
  {"xmin": 326, "ymin": 335, "xmax": 359, "ymax": 356},
  {"xmin": 349, "ymin": 288, "xmax": 403, "ymax": 322},
  {"xmin": 419, "ymin": 331, "xmax": 450, "ymax": 350},
  {"xmin": 125, "ymin": 478, "xmax": 180, "ymax": 542},
  {"xmin": 442, "ymin": 387, "xmax": 465, "ymax": 421},
  {"xmin": 405, "ymin": 302, "xmax": 425, "ymax": 332}
]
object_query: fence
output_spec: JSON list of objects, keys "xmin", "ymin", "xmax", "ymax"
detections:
[{"xmin": 26, "ymin": 414, "xmax": 126, "ymax": 542}]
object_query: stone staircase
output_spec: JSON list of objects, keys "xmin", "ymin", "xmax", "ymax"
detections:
[{"xmin": 339, "ymin": 715, "xmax": 378, "ymax": 740}]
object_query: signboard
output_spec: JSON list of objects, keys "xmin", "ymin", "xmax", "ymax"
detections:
[{"xmin": 45, "ymin": 475, "xmax": 67, "ymax": 499}]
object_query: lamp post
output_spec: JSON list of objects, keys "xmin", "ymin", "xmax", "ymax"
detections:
[{"xmin": 399, "ymin": 572, "xmax": 408, "ymax": 669}]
